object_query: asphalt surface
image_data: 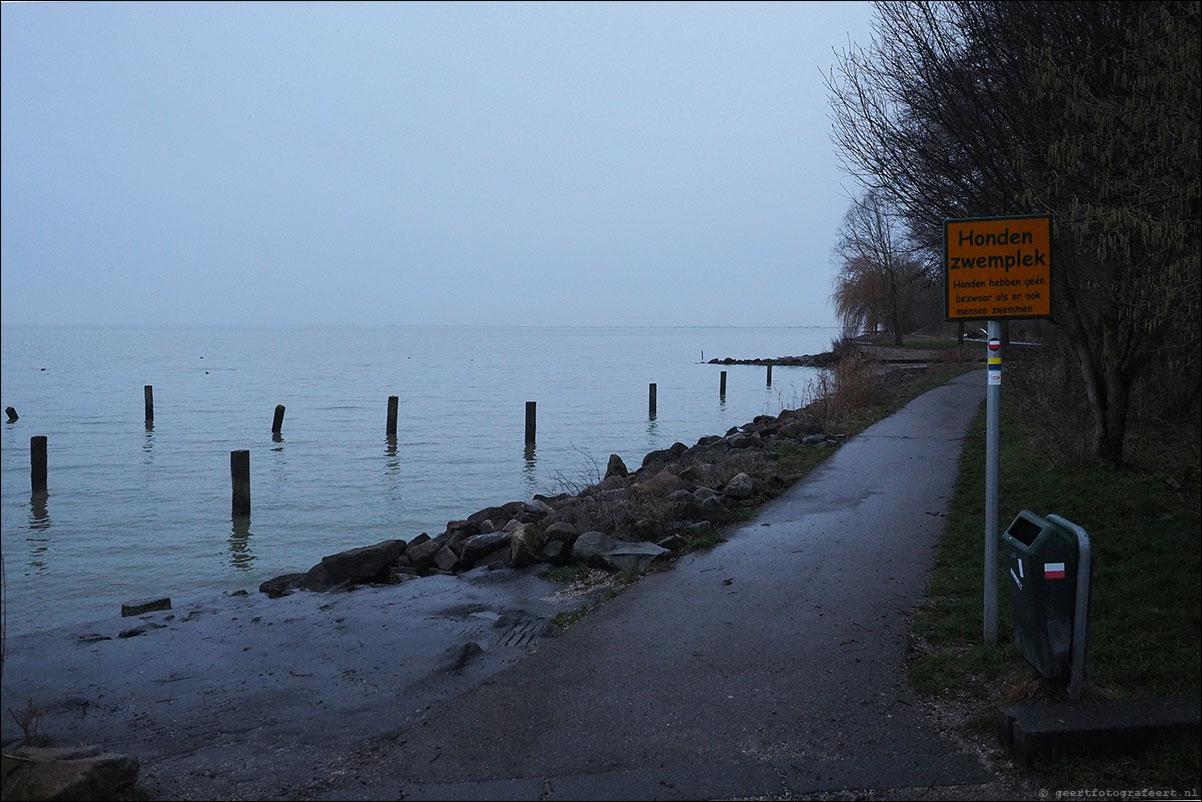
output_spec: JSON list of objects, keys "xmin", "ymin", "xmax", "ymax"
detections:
[{"xmin": 2, "ymin": 370, "xmax": 1014, "ymax": 800}]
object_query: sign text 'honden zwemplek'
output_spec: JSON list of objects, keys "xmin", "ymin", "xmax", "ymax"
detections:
[{"xmin": 945, "ymin": 215, "xmax": 1052, "ymax": 320}]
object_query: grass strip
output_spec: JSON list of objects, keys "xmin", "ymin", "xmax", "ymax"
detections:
[{"xmin": 909, "ymin": 366, "xmax": 1201, "ymax": 790}]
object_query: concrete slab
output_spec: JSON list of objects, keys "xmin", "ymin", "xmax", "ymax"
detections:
[{"xmin": 998, "ymin": 695, "xmax": 1201, "ymax": 769}]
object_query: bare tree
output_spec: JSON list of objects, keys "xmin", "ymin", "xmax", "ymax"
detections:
[
  {"xmin": 832, "ymin": 191, "xmax": 930, "ymax": 345},
  {"xmin": 827, "ymin": 0, "xmax": 1201, "ymax": 463}
]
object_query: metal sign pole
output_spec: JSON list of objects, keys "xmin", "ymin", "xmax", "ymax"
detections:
[
  {"xmin": 984, "ymin": 322, "xmax": 1003, "ymax": 645},
  {"xmin": 944, "ymin": 216, "xmax": 1051, "ymax": 648}
]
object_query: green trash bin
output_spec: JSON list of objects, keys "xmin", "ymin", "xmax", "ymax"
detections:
[{"xmin": 1001, "ymin": 511, "xmax": 1089, "ymax": 680}]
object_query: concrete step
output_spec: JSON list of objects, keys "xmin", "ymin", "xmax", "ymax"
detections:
[{"xmin": 997, "ymin": 695, "xmax": 1201, "ymax": 770}]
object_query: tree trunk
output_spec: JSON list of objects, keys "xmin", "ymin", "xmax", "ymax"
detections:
[
  {"xmin": 1095, "ymin": 367, "xmax": 1129, "ymax": 465},
  {"xmin": 1069, "ymin": 317, "xmax": 1130, "ymax": 466},
  {"xmin": 1055, "ymin": 259, "xmax": 1127, "ymax": 465},
  {"xmin": 1094, "ymin": 325, "xmax": 1132, "ymax": 465},
  {"xmin": 890, "ymin": 290, "xmax": 904, "ymax": 346}
]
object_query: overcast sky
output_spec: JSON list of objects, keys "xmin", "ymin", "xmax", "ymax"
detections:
[{"xmin": 1, "ymin": 1, "xmax": 875, "ymax": 327}]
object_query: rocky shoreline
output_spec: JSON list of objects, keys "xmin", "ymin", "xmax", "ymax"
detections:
[
  {"xmin": 259, "ymin": 391, "xmax": 847, "ymax": 600},
  {"xmin": 705, "ymin": 350, "xmax": 842, "ymax": 368}
]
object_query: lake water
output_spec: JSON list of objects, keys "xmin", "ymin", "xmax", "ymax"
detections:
[{"xmin": 0, "ymin": 325, "xmax": 838, "ymax": 635}]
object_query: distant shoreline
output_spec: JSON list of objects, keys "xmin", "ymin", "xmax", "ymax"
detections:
[{"xmin": 706, "ymin": 351, "xmax": 841, "ymax": 368}]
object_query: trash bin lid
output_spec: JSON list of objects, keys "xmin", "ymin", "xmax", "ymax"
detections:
[{"xmin": 1008, "ymin": 513, "xmax": 1045, "ymax": 546}]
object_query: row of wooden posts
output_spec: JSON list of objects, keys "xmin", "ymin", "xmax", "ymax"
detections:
[{"xmin": 22, "ymin": 364, "xmax": 775, "ymax": 515}]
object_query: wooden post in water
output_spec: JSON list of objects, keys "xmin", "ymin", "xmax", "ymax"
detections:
[
  {"xmin": 648, "ymin": 383, "xmax": 657, "ymax": 419},
  {"xmin": 525, "ymin": 401, "xmax": 537, "ymax": 444},
  {"xmin": 387, "ymin": 396, "xmax": 399, "ymax": 437},
  {"xmin": 231, "ymin": 450, "xmax": 251, "ymax": 516},
  {"xmin": 31, "ymin": 436, "xmax": 47, "ymax": 492},
  {"xmin": 272, "ymin": 405, "xmax": 286, "ymax": 435},
  {"xmin": 766, "ymin": 362, "xmax": 773, "ymax": 387},
  {"xmin": 720, "ymin": 371, "xmax": 727, "ymax": 398},
  {"xmin": 144, "ymin": 385, "xmax": 154, "ymax": 423}
]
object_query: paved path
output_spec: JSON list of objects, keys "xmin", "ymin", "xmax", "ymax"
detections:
[{"xmin": 316, "ymin": 371, "xmax": 997, "ymax": 800}]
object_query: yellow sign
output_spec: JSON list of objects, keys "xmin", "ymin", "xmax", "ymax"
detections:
[{"xmin": 945, "ymin": 215, "xmax": 1052, "ymax": 320}]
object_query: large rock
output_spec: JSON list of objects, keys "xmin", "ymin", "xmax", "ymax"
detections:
[
  {"xmin": 509, "ymin": 523, "xmax": 545, "ymax": 568},
  {"xmin": 640, "ymin": 442, "xmax": 688, "ymax": 471},
  {"xmin": 468, "ymin": 501, "xmax": 523, "ymax": 524},
  {"xmin": 667, "ymin": 488, "xmax": 700, "ymax": 510},
  {"xmin": 318, "ymin": 539, "xmax": 407, "ymax": 586},
  {"xmin": 779, "ymin": 419, "xmax": 818, "ymax": 440},
  {"xmin": 570, "ymin": 531, "xmax": 669, "ymax": 572},
  {"xmin": 522, "ymin": 499, "xmax": 554, "ymax": 517},
  {"xmin": 605, "ymin": 454, "xmax": 629, "ymax": 478},
  {"xmin": 543, "ymin": 521, "xmax": 581, "ymax": 550},
  {"xmin": 518, "ymin": 499, "xmax": 554, "ymax": 524},
  {"xmin": 432, "ymin": 545, "xmax": 460, "ymax": 573},
  {"xmin": 726, "ymin": 432, "xmax": 762, "ymax": 449},
  {"xmin": 444, "ymin": 519, "xmax": 482, "ymax": 539},
  {"xmin": 596, "ymin": 474, "xmax": 627, "ymax": 492},
  {"xmin": 541, "ymin": 539, "xmax": 569, "ymax": 565},
  {"xmin": 259, "ymin": 573, "xmax": 306, "ymax": 598},
  {"xmin": 636, "ymin": 469, "xmax": 686, "ymax": 498},
  {"xmin": 300, "ymin": 563, "xmax": 332, "ymax": 591},
  {"xmin": 2, "ymin": 745, "xmax": 139, "ymax": 802},
  {"xmin": 600, "ymin": 540, "xmax": 670, "ymax": 572},
  {"xmin": 460, "ymin": 531, "xmax": 511, "ymax": 568},
  {"xmin": 597, "ymin": 486, "xmax": 629, "ymax": 503},
  {"xmin": 443, "ymin": 528, "xmax": 475, "ymax": 557},
  {"xmin": 407, "ymin": 537, "xmax": 446, "ymax": 573},
  {"xmin": 700, "ymin": 495, "xmax": 730, "ymax": 516},
  {"xmin": 687, "ymin": 439, "xmax": 730, "ymax": 463},
  {"xmin": 722, "ymin": 472, "xmax": 759, "ymax": 501},
  {"xmin": 543, "ymin": 495, "xmax": 583, "ymax": 523},
  {"xmin": 641, "ymin": 448, "xmax": 672, "ymax": 470},
  {"xmin": 571, "ymin": 531, "xmax": 616, "ymax": 564}
]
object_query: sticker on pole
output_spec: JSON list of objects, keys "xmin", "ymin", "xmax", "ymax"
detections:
[
  {"xmin": 945, "ymin": 215, "xmax": 1052, "ymax": 320},
  {"xmin": 1044, "ymin": 562, "xmax": 1066, "ymax": 579}
]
